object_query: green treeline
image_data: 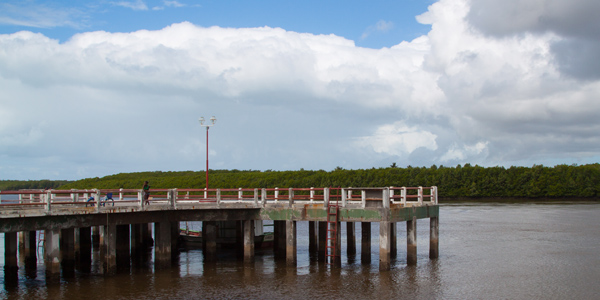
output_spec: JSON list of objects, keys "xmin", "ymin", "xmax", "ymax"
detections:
[
  {"xmin": 54, "ymin": 163, "xmax": 600, "ymax": 199},
  {"xmin": 0, "ymin": 180, "xmax": 71, "ymax": 191}
]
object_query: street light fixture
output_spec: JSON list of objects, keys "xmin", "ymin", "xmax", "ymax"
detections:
[{"xmin": 199, "ymin": 116, "xmax": 216, "ymax": 191}]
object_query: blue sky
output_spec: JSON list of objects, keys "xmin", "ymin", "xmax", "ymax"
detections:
[
  {"xmin": 1, "ymin": 0, "xmax": 600, "ymax": 180},
  {"xmin": 0, "ymin": 0, "xmax": 432, "ymax": 48}
]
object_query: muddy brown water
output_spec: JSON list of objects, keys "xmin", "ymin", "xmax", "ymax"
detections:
[{"xmin": 1, "ymin": 201, "xmax": 599, "ymax": 299}]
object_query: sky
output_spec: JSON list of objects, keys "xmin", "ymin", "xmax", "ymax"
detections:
[{"xmin": 1, "ymin": 0, "xmax": 600, "ymax": 181}]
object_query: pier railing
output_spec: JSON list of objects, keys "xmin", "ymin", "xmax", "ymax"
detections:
[{"xmin": 0, "ymin": 186, "xmax": 437, "ymax": 215}]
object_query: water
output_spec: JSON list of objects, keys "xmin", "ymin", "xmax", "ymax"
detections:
[{"xmin": 1, "ymin": 201, "xmax": 599, "ymax": 299}]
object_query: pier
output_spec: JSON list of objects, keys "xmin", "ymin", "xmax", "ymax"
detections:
[{"xmin": 0, "ymin": 186, "xmax": 438, "ymax": 277}]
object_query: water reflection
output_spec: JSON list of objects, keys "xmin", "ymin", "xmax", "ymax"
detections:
[{"xmin": 1, "ymin": 203, "xmax": 600, "ymax": 299}]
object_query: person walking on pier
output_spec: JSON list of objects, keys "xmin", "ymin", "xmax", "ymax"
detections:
[
  {"xmin": 86, "ymin": 195, "xmax": 95, "ymax": 207},
  {"xmin": 143, "ymin": 181, "xmax": 150, "ymax": 205}
]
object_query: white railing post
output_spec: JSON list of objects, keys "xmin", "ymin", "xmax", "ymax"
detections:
[
  {"xmin": 341, "ymin": 188, "xmax": 347, "ymax": 207},
  {"xmin": 310, "ymin": 187, "xmax": 315, "ymax": 203},
  {"xmin": 401, "ymin": 187, "xmax": 407, "ymax": 205},
  {"xmin": 418, "ymin": 186, "xmax": 423, "ymax": 205},
  {"xmin": 204, "ymin": 188, "xmax": 208, "ymax": 199},
  {"xmin": 238, "ymin": 188, "xmax": 243, "ymax": 202},
  {"xmin": 216, "ymin": 189, "xmax": 221, "ymax": 208},
  {"xmin": 289, "ymin": 188, "xmax": 294, "ymax": 207},
  {"xmin": 382, "ymin": 188, "xmax": 390, "ymax": 209},
  {"xmin": 261, "ymin": 188, "xmax": 267, "ymax": 207},
  {"xmin": 138, "ymin": 190, "xmax": 143, "ymax": 209},
  {"xmin": 18, "ymin": 193, "xmax": 23, "ymax": 204},
  {"xmin": 171, "ymin": 188, "xmax": 177, "ymax": 209},
  {"xmin": 254, "ymin": 188, "xmax": 259, "ymax": 207},
  {"xmin": 433, "ymin": 186, "xmax": 438, "ymax": 204},
  {"xmin": 95, "ymin": 189, "xmax": 101, "ymax": 212},
  {"xmin": 45, "ymin": 190, "xmax": 52, "ymax": 213},
  {"xmin": 389, "ymin": 187, "xmax": 394, "ymax": 203},
  {"xmin": 274, "ymin": 187, "xmax": 279, "ymax": 202},
  {"xmin": 361, "ymin": 190, "xmax": 366, "ymax": 208},
  {"xmin": 324, "ymin": 187, "xmax": 330, "ymax": 208},
  {"xmin": 71, "ymin": 189, "xmax": 78, "ymax": 202},
  {"xmin": 119, "ymin": 188, "xmax": 124, "ymax": 201}
]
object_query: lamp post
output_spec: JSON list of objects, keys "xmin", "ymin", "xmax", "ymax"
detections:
[{"xmin": 199, "ymin": 116, "xmax": 216, "ymax": 190}]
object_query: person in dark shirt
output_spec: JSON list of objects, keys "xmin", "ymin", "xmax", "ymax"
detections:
[{"xmin": 143, "ymin": 181, "xmax": 150, "ymax": 205}]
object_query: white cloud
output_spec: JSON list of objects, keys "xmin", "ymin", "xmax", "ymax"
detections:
[
  {"xmin": 0, "ymin": 2, "xmax": 86, "ymax": 29},
  {"xmin": 112, "ymin": 0, "xmax": 149, "ymax": 11},
  {"xmin": 1, "ymin": 0, "xmax": 600, "ymax": 180},
  {"xmin": 357, "ymin": 122, "xmax": 438, "ymax": 156},
  {"xmin": 361, "ymin": 20, "xmax": 394, "ymax": 40},
  {"xmin": 164, "ymin": 1, "xmax": 186, "ymax": 8}
]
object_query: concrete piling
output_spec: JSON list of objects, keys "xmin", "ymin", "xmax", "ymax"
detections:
[
  {"xmin": 407, "ymin": 217, "xmax": 417, "ymax": 265},
  {"xmin": 347, "ymin": 222, "xmax": 356, "ymax": 257},
  {"xmin": 154, "ymin": 221, "xmax": 172, "ymax": 269},
  {"xmin": 379, "ymin": 221, "xmax": 392, "ymax": 271},
  {"xmin": 243, "ymin": 220, "xmax": 255, "ymax": 262},
  {"xmin": 286, "ymin": 220, "xmax": 297, "ymax": 266},
  {"xmin": 44, "ymin": 229, "xmax": 61, "ymax": 274},
  {"xmin": 430, "ymin": 216, "xmax": 439, "ymax": 259},
  {"xmin": 361, "ymin": 222, "xmax": 371, "ymax": 263}
]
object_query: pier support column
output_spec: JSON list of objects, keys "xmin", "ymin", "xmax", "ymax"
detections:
[
  {"xmin": 243, "ymin": 220, "xmax": 255, "ymax": 262},
  {"xmin": 131, "ymin": 224, "xmax": 141, "ymax": 254},
  {"xmin": 430, "ymin": 217, "xmax": 439, "ymax": 259},
  {"xmin": 19, "ymin": 231, "xmax": 37, "ymax": 262},
  {"xmin": 61, "ymin": 228, "xmax": 75, "ymax": 265},
  {"xmin": 145, "ymin": 223, "xmax": 154, "ymax": 247},
  {"xmin": 274, "ymin": 221, "xmax": 286, "ymax": 258},
  {"xmin": 102, "ymin": 224, "xmax": 117, "ymax": 274},
  {"xmin": 5, "ymin": 232, "xmax": 18, "ymax": 270},
  {"xmin": 318, "ymin": 221, "xmax": 327, "ymax": 262},
  {"xmin": 347, "ymin": 222, "xmax": 356, "ymax": 257},
  {"xmin": 92, "ymin": 226, "xmax": 100, "ymax": 249},
  {"xmin": 171, "ymin": 222, "xmax": 180, "ymax": 253},
  {"xmin": 78, "ymin": 227, "xmax": 92, "ymax": 264},
  {"xmin": 61, "ymin": 228, "xmax": 76, "ymax": 277},
  {"xmin": 379, "ymin": 221, "xmax": 392, "ymax": 271},
  {"xmin": 308, "ymin": 221, "xmax": 318, "ymax": 255},
  {"xmin": 155, "ymin": 221, "xmax": 172, "ymax": 269},
  {"xmin": 286, "ymin": 220, "xmax": 297, "ymax": 266},
  {"xmin": 73, "ymin": 228, "xmax": 81, "ymax": 262},
  {"xmin": 44, "ymin": 229, "xmax": 61, "ymax": 274},
  {"xmin": 116, "ymin": 225, "xmax": 130, "ymax": 269},
  {"xmin": 4, "ymin": 232, "xmax": 18, "ymax": 288},
  {"xmin": 361, "ymin": 222, "xmax": 371, "ymax": 263},
  {"xmin": 407, "ymin": 217, "xmax": 417, "ymax": 265},
  {"xmin": 333, "ymin": 221, "xmax": 341, "ymax": 266},
  {"xmin": 391, "ymin": 222, "xmax": 397, "ymax": 259},
  {"xmin": 203, "ymin": 221, "xmax": 217, "ymax": 261}
]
